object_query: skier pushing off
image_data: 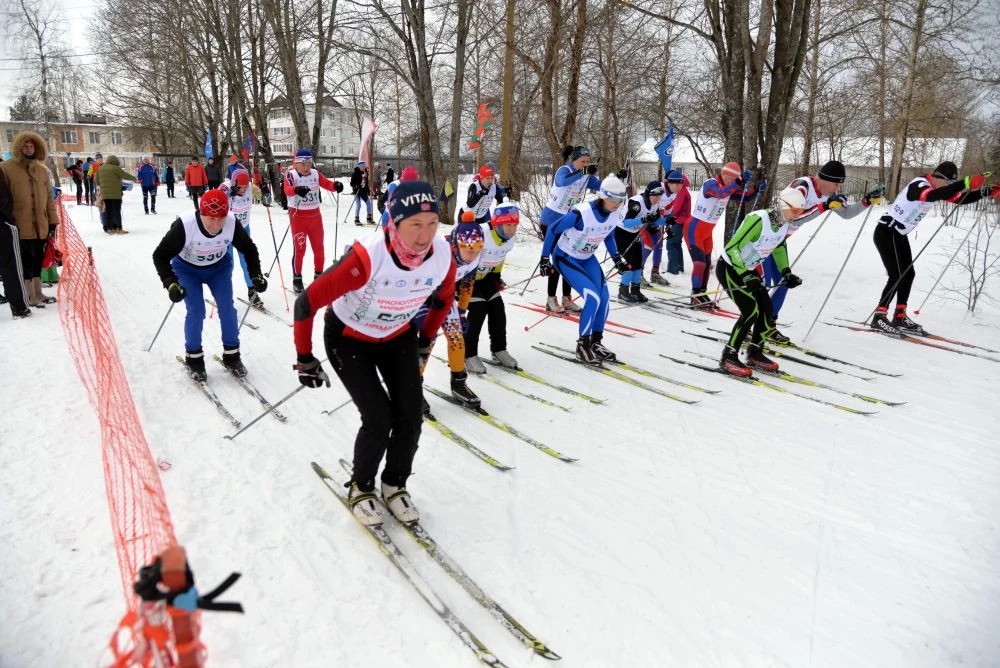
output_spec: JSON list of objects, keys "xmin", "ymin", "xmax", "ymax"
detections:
[
  {"xmin": 716, "ymin": 187, "xmax": 806, "ymax": 377},
  {"xmin": 539, "ymin": 174, "xmax": 629, "ymax": 365},
  {"xmin": 152, "ymin": 189, "xmax": 267, "ymax": 380},
  {"xmin": 219, "ymin": 169, "xmax": 265, "ymax": 307},
  {"xmin": 282, "ymin": 149, "xmax": 344, "ymax": 293},
  {"xmin": 292, "ymin": 180, "xmax": 457, "ymax": 527}
]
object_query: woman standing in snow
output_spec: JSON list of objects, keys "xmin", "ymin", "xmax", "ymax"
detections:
[
  {"xmin": 292, "ymin": 180, "xmax": 457, "ymax": 527},
  {"xmin": 539, "ymin": 174, "xmax": 629, "ymax": 365}
]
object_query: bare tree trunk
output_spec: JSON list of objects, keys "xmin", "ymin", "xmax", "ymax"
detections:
[
  {"xmin": 889, "ymin": 0, "xmax": 929, "ymax": 197},
  {"xmin": 264, "ymin": 0, "xmax": 311, "ymax": 149},
  {"xmin": 446, "ymin": 0, "xmax": 473, "ymax": 219},
  {"xmin": 498, "ymin": 0, "xmax": 515, "ymax": 183},
  {"xmin": 801, "ymin": 0, "xmax": 822, "ymax": 174}
]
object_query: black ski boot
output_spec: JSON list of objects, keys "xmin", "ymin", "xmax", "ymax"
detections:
[
  {"xmin": 746, "ymin": 344, "xmax": 779, "ymax": 373},
  {"xmin": 367, "ymin": 215, "xmax": 374, "ymax": 225},
  {"xmin": 870, "ymin": 308, "xmax": 901, "ymax": 336},
  {"xmin": 247, "ymin": 288, "xmax": 264, "ymax": 309},
  {"xmin": 719, "ymin": 346, "xmax": 751, "ymax": 377},
  {"xmin": 590, "ymin": 332, "xmax": 617, "ymax": 362},
  {"xmin": 292, "ymin": 274, "xmax": 304, "ymax": 294},
  {"xmin": 185, "ymin": 349, "xmax": 207, "ymax": 382},
  {"xmin": 222, "ymin": 347, "xmax": 247, "ymax": 378},
  {"xmin": 618, "ymin": 284, "xmax": 638, "ymax": 303},
  {"xmin": 766, "ymin": 320, "xmax": 792, "ymax": 346},
  {"xmin": 892, "ymin": 305, "xmax": 926, "ymax": 335},
  {"xmin": 575, "ymin": 335, "xmax": 601, "ymax": 365},
  {"xmin": 630, "ymin": 284, "xmax": 649, "ymax": 304},
  {"xmin": 12, "ymin": 307, "xmax": 32, "ymax": 319},
  {"xmin": 450, "ymin": 371, "xmax": 481, "ymax": 409}
]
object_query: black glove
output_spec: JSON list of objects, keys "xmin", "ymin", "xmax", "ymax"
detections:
[
  {"xmin": 294, "ymin": 185, "xmax": 310, "ymax": 198},
  {"xmin": 616, "ymin": 168, "xmax": 629, "ymax": 180},
  {"xmin": 643, "ymin": 211, "xmax": 660, "ymax": 224},
  {"xmin": 539, "ymin": 257, "xmax": 556, "ymax": 277},
  {"xmin": 782, "ymin": 269, "xmax": 802, "ymax": 289},
  {"xmin": 167, "ymin": 282, "xmax": 186, "ymax": 303},
  {"xmin": 826, "ymin": 193, "xmax": 848, "ymax": 209},
  {"xmin": 334, "ymin": 181, "xmax": 344, "ymax": 193},
  {"xmin": 252, "ymin": 275, "xmax": 268, "ymax": 293},
  {"xmin": 417, "ymin": 333, "xmax": 435, "ymax": 369},
  {"xmin": 862, "ymin": 185, "xmax": 885, "ymax": 206},
  {"xmin": 586, "ymin": 165, "xmax": 598, "ymax": 175},
  {"xmin": 741, "ymin": 272, "xmax": 763, "ymax": 291},
  {"xmin": 612, "ymin": 254, "xmax": 630, "ymax": 274},
  {"xmin": 295, "ymin": 354, "xmax": 330, "ymax": 388}
]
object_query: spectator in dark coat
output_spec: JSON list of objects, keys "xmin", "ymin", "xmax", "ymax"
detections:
[
  {"xmin": 164, "ymin": 160, "xmax": 176, "ymax": 198},
  {"xmin": 67, "ymin": 159, "xmax": 85, "ymax": 205},
  {"xmin": 206, "ymin": 157, "xmax": 222, "ymax": 189}
]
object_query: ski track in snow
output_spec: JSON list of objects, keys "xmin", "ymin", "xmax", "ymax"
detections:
[{"xmin": 1, "ymin": 185, "xmax": 999, "ymax": 667}]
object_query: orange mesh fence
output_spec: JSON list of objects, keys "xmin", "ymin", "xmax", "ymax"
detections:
[{"xmin": 54, "ymin": 200, "xmax": 204, "ymax": 665}]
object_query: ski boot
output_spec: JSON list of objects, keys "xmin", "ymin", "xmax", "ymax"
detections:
[
  {"xmin": 870, "ymin": 308, "xmax": 901, "ymax": 336},
  {"xmin": 222, "ymin": 347, "xmax": 247, "ymax": 378},
  {"xmin": 650, "ymin": 270, "xmax": 670, "ymax": 286},
  {"xmin": 630, "ymin": 284, "xmax": 649, "ymax": 304},
  {"xmin": 719, "ymin": 346, "xmax": 751, "ymax": 377},
  {"xmin": 575, "ymin": 335, "xmax": 601, "ymax": 365},
  {"xmin": 185, "ymin": 349, "xmax": 207, "ymax": 382},
  {"xmin": 450, "ymin": 371, "xmax": 481, "ymax": 409},
  {"xmin": 562, "ymin": 295, "xmax": 583, "ymax": 312},
  {"xmin": 545, "ymin": 296, "xmax": 562, "ymax": 312},
  {"xmin": 465, "ymin": 355, "xmax": 487, "ymax": 374},
  {"xmin": 247, "ymin": 288, "xmax": 265, "ymax": 309},
  {"xmin": 590, "ymin": 332, "xmax": 617, "ymax": 362},
  {"xmin": 618, "ymin": 284, "xmax": 638, "ymax": 304},
  {"xmin": 381, "ymin": 481, "xmax": 419, "ymax": 524},
  {"xmin": 12, "ymin": 307, "xmax": 32, "ymax": 319},
  {"xmin": 292, "ymin": 274, "xmax": 304, "ymax": 294},
  {"xmin": 746, "ymin": 344, "xmax": 779, "ymax": 373},
  {"xmin": 347, "ymin": 481, "xmax": 382, "ymax": 526},
  {"xmin": 691, "ymin": 292, "xmax": 711, "ymax": 310},
  {"xmin": 892, "ymin": 305, "xmax": 926, "ymax": 335},
  {"xmin": 640, "ymin": 275, "xmax": 651, "ymax": 288},
  {"xmin": 367, "ymin": 215, "xmax": 374, "ymax": 226},
  {"xmin": 766, "ymin": 324, "xmax": 792, "ymax": 347},
  {"xmin": 491, "ymin": 350, "xmax": 518, "ymax": 369},
  {"xmin": 354, "ymin": 218, "xmax": 363, "ymax": 227}
]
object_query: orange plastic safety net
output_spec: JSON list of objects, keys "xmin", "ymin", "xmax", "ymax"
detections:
[{"xmin": 54, "ymin": 200, "xmax": 202, "ymax": 665}]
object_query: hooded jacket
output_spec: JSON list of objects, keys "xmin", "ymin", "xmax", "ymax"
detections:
[
  {"xmin": 0, "ymin": 130, "xmax": 59, "ymax": 240},
  {"xmin": 96, "ymin": 155, "xmax": 137, "ymax": 199}
]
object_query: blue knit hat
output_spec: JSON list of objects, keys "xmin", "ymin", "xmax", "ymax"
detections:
[
  {"xmin": 294, "ymin": 149, "xmax": 313, "ymax": 163},
  {"xmin": 666, "ymin": 169, "xmax": 683, "ymax": 183}
]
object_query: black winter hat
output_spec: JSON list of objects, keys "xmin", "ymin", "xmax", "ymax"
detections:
[
  {"xmin": 818, "ymin": 160, "xmax": 846, "ymax": 183},
  {"xmin": 388, "ymin": 180, "xmax": 439, "ymax": 223},
  {"xmin": 932, "ymin": 161, "xmax": 958, "ymax": 181}
]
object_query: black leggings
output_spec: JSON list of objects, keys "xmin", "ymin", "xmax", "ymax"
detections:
[
  {"xmin": 613, "ymin": 227, "xmax": 643, "ymax": 269},
  {"xmin": 873, "ymin": 223, "xmax": 913, "ymax": 309},
  {"xmin": 717, "ymin": 261, "xmax": 772, "ymax": 350},
  {"xmin": 104, "ymin": 198, "xmax": 123, "ymax": 231},
  {"xmin": 465, "ymin": 295, "xmax": 507, "ymax": 358},
  {"xmin": 324, "ymin": 318, "xmax": 423, "ymax": 491}
]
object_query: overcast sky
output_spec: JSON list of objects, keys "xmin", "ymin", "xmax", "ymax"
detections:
[{"xmin": 0, "ymin": 0, "xmax": 98, "ymax": 121}]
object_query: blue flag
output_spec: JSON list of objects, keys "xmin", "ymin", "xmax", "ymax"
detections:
[
  {"xmin": 654, "ymin": 123, "xmax": 674, "ymax": 172},
  {"xmin": 205, "ymin": 128, "xmax": 214, "ymax": 159}
]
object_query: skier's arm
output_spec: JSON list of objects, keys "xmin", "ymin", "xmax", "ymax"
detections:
[
  {"xmin": 619, "ymin": 200, "xmax": 644, "ymax": 232},
  {"xmin": 771, "ymin": 241, "xmax": 790, "ymax": 273},
  {"xmin": 231, "ymin": 223, "xmax": 262, "ymax": 276},
  {"xmin": 466, "ymin": 182, "xmax": 485, "ymax": 209},
  {"xmin": 603, "ymin": 227, "xmax": 620, "ymax": 257},
  {"xmin": 723, "ymin": 214, "xmax": 764, "ymax": 273},
  {"xmin": 553, "ymin": 165, "xmax": 580, "ymax": 187},
  {"xmin": 541, "ymin": 210, "xmax": 583, "ymax": 256},
  {"xmin": 420, "ymin": 260, "xmax": 458, "ymax": 340},
  {"xmin": 495, "ymin": 183, "xmax": 506, "ymax": 203},
  {"xmin": 293, "ymin": 244, "xmax": 370, "ymax": 355},
  {"xmin": 283, "ymin": 172, "xmax": 297, "ymax": 197},
  {"xmin": 908, "ymin": 179, "xmax": 969, "ymax": 203},
  {"xmin": 586, "ymin": 174, "xmax": 602, "ymax": 191},
  {"xmin": 152, "ymin": 220, "xmax": 187, "ymax": 287},
  {"xmin": 317, "ymin": 172, "xmax": 337, "ymax": 191}
]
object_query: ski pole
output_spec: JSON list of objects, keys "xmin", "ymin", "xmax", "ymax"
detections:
[
  {"xmin": 767, "ymin": 210, "xmax": 833, "ymax": 298},
  {"xmin": 237, "ymin": 299, "xmax": 255, "ymax": 333},
  {"xmin": 266, "ymin": 205, "xmax": 296, "ymax": 281},
  {"xmin": 333, "ymin": 190, "xmax": 341, "ymax": 254},
  {"xmin": 145, "ymin": 302, "xmax": 175, "ymax": 352},
  {"xmin": 519, "ymin": 259, "xmax": 541, "ymax": 296},
  {"xmin": 342, "ymin": 193, "xmax": 360, "ymax": 224},
  {"xmin": 803, "ymin": 205, "xmax": 876, "ymax": 341},
  {"xmin": 856, "ymin": 187, "xmax": 980, "ymax": 326},
  {"xmin": 914, "ymin": 208, "xmax": 983, "ymax": 315},
  {"xmin": 264, "ymin": 205, "xmax": 290, "ymax": 311},
  {"xmin": 321, "ymin": 397, "xmax": 353, "ymax": 416},
  {"xmin": 223, "ymin": 357, "xmax": 329, "ymax": 440}
]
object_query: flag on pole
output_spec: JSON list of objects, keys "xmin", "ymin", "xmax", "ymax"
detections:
[
  {"xmin": 204, "ymin": 128, "xmax": 214, "ymax": 159},
  {"xmin": 467, "ymin": 104, "xmax": 494, "ymax": 152},
  {"xmin": 653, "ymin": 123, "xmax": 674, "ymax": 172},
  {"xmin": 242, "ymin": 130, "xmax": 257, "ymax": 160},
  {"xmin": 359, "ymin": 117, "xmax": 379, "ymax": 165}
]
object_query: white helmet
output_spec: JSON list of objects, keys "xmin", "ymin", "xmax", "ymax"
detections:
[
  {"xmin": 599, "ymin": 175, "xmax": 628, "ymax": 202},
  {"xmin": 777, "ymin": 186, "xmax": 806, "ymax": 210}
]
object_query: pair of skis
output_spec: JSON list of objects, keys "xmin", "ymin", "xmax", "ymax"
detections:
[
  {"xmin": 176, "ymin": 356, "xmax": 287, "ymax": 427},
  {"xmin": 312, "ymin": 460, "xmax": 559, "ymax": 666},
  {"xmin": 826, "ymin": 319, "xmax": 1000, "ymax": 363}
]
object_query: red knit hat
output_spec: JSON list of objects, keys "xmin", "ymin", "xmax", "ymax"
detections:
[
  {"xmin": 721, "ymin": 161, "xmax": 741, "ymax": 178},
  {"xmin": 233, "ymin": 169, "xmax": 250, "ymax": 187},
  {"xmin": 478, "ymin": 165, "xmax": 495, "ymax": 180},
  {"xmin": 200, "ymin": 189, "xmax": 230, "ymax": 217},
  {"xmin": 400, "ymin": 165, "xmax": 419, "ymax": 181}
]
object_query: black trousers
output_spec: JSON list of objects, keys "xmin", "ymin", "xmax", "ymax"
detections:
[
  {"xmin": 465, "ymin": 278, "xmax": 507, "ymax": 357},
  {"xmin": 540, "ymin": 223, "xmax": 572, "ymax": 298},
  {"xmin": 613, "ymin": 227, "xmax": 642, "ymax": 269},
  {"xmin": 73, "ymin": 178, "xmax": 83, "ymax": 204},
  {"xmin": 142, "ymin": 185, "xmax": 157, "ymax": 212},
  {"xmin": 873, "ymin": 223, "xmax": 914, "ymax": 310},
  {"xmin": 1, "ymin": 221, "xmax": 28, "ymax": 310},
  {"xmin": 189, "ymin": 186, "xmax": 205, "ymax": 208},
  {"xmin": 324, "ymin": 318, "xmax": 424, "ymax": 491},
  {"xmin": 166, "ymin": 181, "xmax": 175, "ymax": 197},
  {"xmin": 83, "ymin": 177, "xmax": 93, "ymax": 204},
  {"xmin": 18, "ymin": 238, "xmax": 46, "ymax": 280},
  {"xmin": 104, "ymin": 198, "xmax": 123, "ymax": 231},
  {"xmin": 717, "ymin": 261, "xmax": 772, "ymax": 351}
]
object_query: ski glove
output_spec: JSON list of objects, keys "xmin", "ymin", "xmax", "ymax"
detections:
[
  {"xmin": 741, "ymin": 272, "xmax": 763, "ymax": 291},
  {"xmin": 167, "ymin": 282, "xmax": 186, "ymax": 303},
  {"xmin": 616, "ymin": 168, "xmax": 629, "ymax": 181},
  {"xmin": 862, "ymin": 185, "xmax": 886, "ymax": 206},
  {"xmin": 251, "ymin": 275, "xmax": 268, "ymax": 293},
  {"xmin": 538, "ymin": 257, "xmax": 556, "ymax": 277},
  {"xmin": 757, "ymin": 179, "xmax": 768, "ymax": 193},
  {"xmin": 782, "ymin": 269, "xmax": 802, "ymax": 289},
  {"xmin": 295, "ymin": 354, "xmax": 331, "ymax": 389},
  {"xmin": 826, "ymin": 193, "xmax": 848, "ymax": 209},
  {"xmin": 964, "ymin": 174, "xmax": 986, "ymax": 190},
  {"xmin": 294, "ymin": 185, "xmax": 311, "ymax": 198},
  {"xmin": 741, "ymin": 169, "xmax": 753, "ymax": 184},
  {"xmin": 334, "ymin": 181, "xmax": 344, "ymax": 193},
  {"xmin": 417, "ymin": 333, "xmax": 435, "ymax": 370},
  {"xmin": 612, "ymin": 254, "xmax": 630, "ymax": 274}
]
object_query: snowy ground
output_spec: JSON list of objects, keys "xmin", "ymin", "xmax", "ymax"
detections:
[{"xmin": 2, "ymin": 183, "xmax": 999, "ymax": 668}]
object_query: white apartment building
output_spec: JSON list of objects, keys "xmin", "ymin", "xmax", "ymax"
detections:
[{"xmin": 266, "ymin": 96, "xmax": 362, "ymax": 161}]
